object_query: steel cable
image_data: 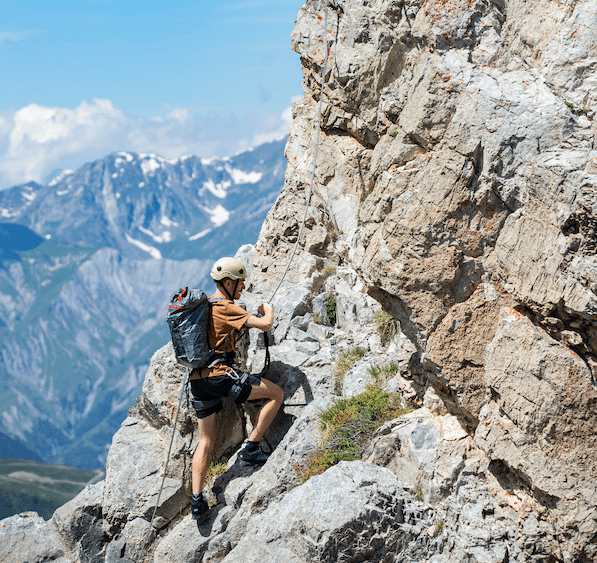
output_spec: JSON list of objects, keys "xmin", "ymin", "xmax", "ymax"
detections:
[
  {"xmin": 268, "ymin": 0, "xmax": 331, "ymax": 304},
  {"xmin": 136, "ymin": 3, "xmax": 332, "ymax": 560}
]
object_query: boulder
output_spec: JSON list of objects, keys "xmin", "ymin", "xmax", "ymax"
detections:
[
  {"xmin": 364, "ymin": 407, "xmax": 470, "ymax": 503},
  {"xmin": 0, "ymin": 512, "xmax": 73, "ymax": 563},
  {"xmin": 53, "ymin": 482, "xmax": 107, "ymax": 563},
  {"xmin": 219, "ymin": 462, "xmax": 412, "ymax": 563}
]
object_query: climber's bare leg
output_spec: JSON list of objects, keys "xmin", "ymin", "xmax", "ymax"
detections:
[
  {"xmin": 246, "ymin": 378, "xmax": 284, "ymax": 442},
  {"xmin": 192, "ymin": 412, "xmax": 217, "ymax": 494}
]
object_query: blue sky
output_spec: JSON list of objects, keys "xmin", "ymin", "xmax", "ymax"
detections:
[{"xmin": 0, "ymin": 0, "xmax": 304, "ymax": 189}]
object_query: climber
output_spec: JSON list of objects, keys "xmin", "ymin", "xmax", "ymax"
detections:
[{"xmin": 190, "ymin": 257, "xmax": 284, "ymax": 523}]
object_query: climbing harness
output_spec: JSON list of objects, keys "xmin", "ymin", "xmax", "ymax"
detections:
[{"xmin": 137, "ymin": 3, "xmax": 331, "ymax": 559}]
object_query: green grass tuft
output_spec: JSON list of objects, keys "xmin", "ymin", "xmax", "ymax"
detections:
[
  {"xmin": 368, "ymin": 362, "xmax": 400, "ymax": 386},
  {"xmin": 413, "ymin": 482, "xmax": 424, "ymax": 501},
  {"xmin": 373, "ymin": 310, "xmax": 400, "ymax": 346},
  {"xmin": 333, "ymin": 347, "xmax": 367, "ymax": 394},
  {"xmin": 296, "ymin": 386, "xmax": 413, "ymax": 483}
]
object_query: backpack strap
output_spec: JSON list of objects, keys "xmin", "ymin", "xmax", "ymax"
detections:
[{"xmin": 206, "ymin": 296, "xmax": 237, "ymax": 367}]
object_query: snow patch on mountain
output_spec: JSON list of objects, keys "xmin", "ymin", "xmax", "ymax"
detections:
[
  {"xmin": 138, "ymin": 227, "xmax": 172, "ymax": 244},
  {"xmin": 48, "ymin": 170, "xmax": 74, "ymax": 187},
  {"xmin": 227, "ymin": 167, "xmax": 263, "ymax": 184},
  {"xmin": 116, "ymin": 152, "xmax": 134, "ymax": 163},
  {"xmin": 203, "ymin": 179, "xmax": 230, "ymax": 198},
  {"xmin": 140, "ymin": 157, "xmax": 162, "ymax": 176},
  {"xmin": 160, "ymin": 216, "xmax": 178, "ymax": 228},
  {"xmin": 201, "ymin": 156, "xmax": 229, "ymax": 166},
  {"xmin": 124, "ymin": 234, "xmax": 162, "ymax": 259}
]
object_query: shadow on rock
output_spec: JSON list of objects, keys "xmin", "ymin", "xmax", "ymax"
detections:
[
  {"xmin": 244, "ymin": 360, "xmax": 313, "ymax": 450},
  {"xmin": 211, "ymin": 460, "xmax": 264, "ymax": 508},
  {"xmin": 195, "ymin": 503, "xmax": 226, "ymax": 537}
]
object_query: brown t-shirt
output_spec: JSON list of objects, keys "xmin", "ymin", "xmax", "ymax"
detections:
[{"xmin": 192, "ymin": 297, "xmax": 251, "ymax": 380}]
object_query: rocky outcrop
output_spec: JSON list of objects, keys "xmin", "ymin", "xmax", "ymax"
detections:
[
  {"xmin": 3, "ymin": 0, "xmax": 597, "ymax": 561},
  {"xmin": 0, "ymin": 512, "xmax": 71, "ymax": 563},
  {"xmin": 252, "ymin": 0, "xmax": 597, "ymax": 559}
]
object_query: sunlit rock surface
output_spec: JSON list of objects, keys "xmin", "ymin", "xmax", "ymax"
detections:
[{"xmin": 3, "ymin": 0, "xmax": 597, "ymax": 561}]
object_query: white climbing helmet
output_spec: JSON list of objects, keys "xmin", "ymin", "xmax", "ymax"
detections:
[{"xmin": 210, "ymin": 257, "xmax": 247, "ymax": 281}]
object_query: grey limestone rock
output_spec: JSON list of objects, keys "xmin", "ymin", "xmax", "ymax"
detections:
[
  {"xmin": 219, "ymin": 461, "xmax": 410, "ymax": 563},
  {"xmin": 105, "ymin": 518, "xmax": 154, "ymax": 563},
  {"xmin": 252, "ymin": 0, "xmax": 597, "ymax": 558},
  {"xmin": 53, "ymin": 481, "xmax": 107, "ymax": 563},
  {"xmin": 0, "ymin": 512, "xmax": 73, "ymax": 563},
  {"xmin": 151, "ymin": 508, "xmax": 233, "ymax": 563},
  {"xmin": 202, "ymin": 395, "xmax": 334, "ymax": 562},
  {"xmin": 341, "ymin": 355, "xmax": 377, "ymax": 398},
  {"xmin": 364, "ymin": 407, "xmax": 470, "ymax": 504},
  {"xmin": 6, "ymin": 0, "xmax": 597, "ymax": 561}
]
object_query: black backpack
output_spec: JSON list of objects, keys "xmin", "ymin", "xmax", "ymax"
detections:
[{"xmin": 166, "ymin": 288, "xmax": 216, "ymax": 369}]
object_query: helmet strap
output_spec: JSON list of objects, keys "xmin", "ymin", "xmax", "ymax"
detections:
[{"xmin": 218, "ymin": 279, "xmax": 235, "ymax": 301}]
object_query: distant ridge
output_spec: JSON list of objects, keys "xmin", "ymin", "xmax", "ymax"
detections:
[
  {"xmin": 0, "ymin": 432, "xmax": 42, "ymax": 462},
  {"xmin": 0, "ymin": 138, "xmax": 287, "ymax": 469}
]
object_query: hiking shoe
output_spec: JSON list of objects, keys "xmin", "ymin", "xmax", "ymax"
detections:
[
  {"xmin": 191, "ymin": 495, "xmax": 209, "ymax": 523},
  {"xmin": 238, "ymin": 447, "xmax": 269, "ymax": 466}
]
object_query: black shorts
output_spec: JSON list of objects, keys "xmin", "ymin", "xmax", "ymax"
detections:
[{"xmin": 190, "ymin": 372, "xmax": 262, "ymax": 419}]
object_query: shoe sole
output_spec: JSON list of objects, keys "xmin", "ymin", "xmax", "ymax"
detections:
[
  {"xmin": 239, "ymin": 459, "xmax": 267, "ymax": 467},
  {"xmin": 192, "ymin": 510, "xmax": 210, "ymax": 524}
]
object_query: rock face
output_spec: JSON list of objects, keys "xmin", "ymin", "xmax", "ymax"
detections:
[
  {"xmin": 254, "ymin": 0, "xmax": 597, "ymax": 559},
  {"xmin": 3, "ymin": 0, "xmax": 597, "ymax": 562}
]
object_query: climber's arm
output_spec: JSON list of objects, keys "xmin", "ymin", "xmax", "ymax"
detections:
[{"xmin": 244, "ymin": 303, "xmax": 274, "ymax": 332}]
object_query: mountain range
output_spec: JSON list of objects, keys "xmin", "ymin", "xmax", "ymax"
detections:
[{"xmin": 0, "ymin": 138, "xmax": 287, "ymax": 469}]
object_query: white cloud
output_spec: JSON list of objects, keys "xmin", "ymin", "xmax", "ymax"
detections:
[
  {"xmin": 0, "ymin": 32, "xmax": 25, "ymax": 43},
  {"xmin": 0, "ymin": 99, "xmax": 125, "ymax": 187},
  {"xmin": 246, "ymin": 94, "xmax": 300, "ymax": 149},
  {"xmin": 0, "ymin": 115, "xmax": 10, "ymax": 137},
  {"xmin": 167, "ymin": 107, "xmax": 191, "ymax": 122},
  {"xmin": 0, "ymin": 97, "xmax": 297, "ymax": 190}
]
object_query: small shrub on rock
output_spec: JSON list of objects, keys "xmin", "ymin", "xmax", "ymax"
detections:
[
  {"xmin": 333, "ymin": 347, "xmax": 366, "ymax": 393},
  {"xmin": 325, "ymin": 297, "xmax": 337, "ymax": 325},
  {"xmin": 373, "ymin": 310, "xmax": 400, "ymax": 346},
  {"xmin": 368, "ymin": 362, "xmax": 400, "ymax": 386},
  {"xmin": 296, "ymin": 386, "xmax": 413, "ymax": 483}
]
